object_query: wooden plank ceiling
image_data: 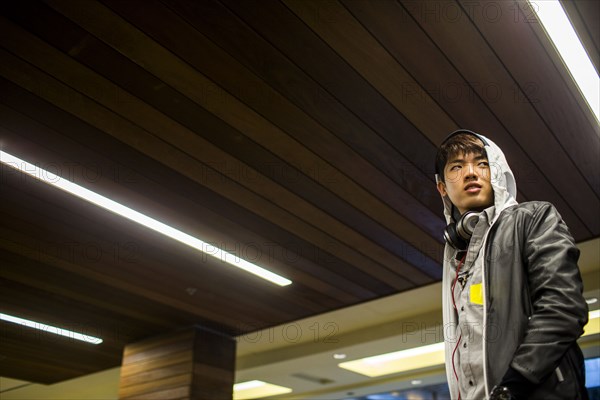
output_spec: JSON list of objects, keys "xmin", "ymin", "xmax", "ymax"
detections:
[{"xmin": 0, "ymin": 0, "xmax": 598, "ymax": 384}]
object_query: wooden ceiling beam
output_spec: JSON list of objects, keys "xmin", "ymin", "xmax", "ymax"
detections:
[{"xmin": 0, "ymin": 19, "xmax": 426, "ymax": 290}]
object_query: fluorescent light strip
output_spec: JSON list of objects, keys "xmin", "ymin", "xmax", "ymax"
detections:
[
  {"xmin": 529, "ymin": 0, "xmax": 600, "ymax": 120},
  {"xmin": 0, "ymin": 151, "xmax": 292, "ymax": 287},
  {"xmin": 233, "ymin": 380, "xmax": 292, "ymax": 400},
  {"xmin": 0, "ymin": 313, "xmax": 103, "ymax": 344}
]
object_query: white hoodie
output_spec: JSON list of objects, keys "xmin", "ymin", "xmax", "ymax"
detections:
[{"xmin": 438, "ymin": 131, "xmax": 518, "ymax": 399}]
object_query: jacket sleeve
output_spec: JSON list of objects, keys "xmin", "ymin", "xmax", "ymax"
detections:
[{"xmin": 510, "ymin": 202, "xmax": 588, "ymax": 383}]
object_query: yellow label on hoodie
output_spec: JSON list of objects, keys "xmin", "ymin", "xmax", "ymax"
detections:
[{"xmin": 470, "ymin": 283, "xmax": 484, "ymax": 305}]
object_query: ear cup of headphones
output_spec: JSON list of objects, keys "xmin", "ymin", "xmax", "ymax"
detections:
[
  {"xmin": 456, "ymin": 211, "xmax": 480, "ymax": 241},
  {"xmin": 444, "ymin": 223, "xmax": 468, "ymax": 250},
  {"xmin": 444, "ymin": 211, "xmax": 480, "ymax": 250}
]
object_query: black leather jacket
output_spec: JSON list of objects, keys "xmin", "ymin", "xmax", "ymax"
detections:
[{"xmin": 484, "ymin": 201, "xmax": 588, "ymax": 399}]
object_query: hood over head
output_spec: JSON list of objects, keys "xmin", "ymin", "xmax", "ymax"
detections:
[{"xmin": 435, "ymin": 129, "xmax": 518, "ymax": 225}]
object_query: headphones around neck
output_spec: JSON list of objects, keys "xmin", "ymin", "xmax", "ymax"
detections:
[{"xmin": 444, "ymin": 211, "xmax": 480, "ymax": 250}]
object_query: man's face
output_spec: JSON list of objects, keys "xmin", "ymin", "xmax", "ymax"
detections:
[{"xmin": 436, "ymin": 151, "xmax": 494, "ymax": 215}]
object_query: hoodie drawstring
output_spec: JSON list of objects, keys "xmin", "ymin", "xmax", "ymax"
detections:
[{"xmin": 451, "ymin": 253, "xmax": 467, "ymax": 400}]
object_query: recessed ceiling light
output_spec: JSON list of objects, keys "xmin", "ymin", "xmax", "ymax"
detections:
[
  {"xmin": 338, "ymin": 342, "xmax": 445, "ymax": 377},
  {"xmin": 233, "ymin": 380, "xmax": 292, "ymax": 399},
  {"xmin": 583, "ymin": 310, "xmax": 600, "ymax": 337},
  {"xmin": 586, "ymin": 297, "xmax": 598, "ymax": 305},
  {"xmin": 333, "ymin": 353, "xmax": 347, "ymax": 359},
  {"xmin": 528, "ymin": 0, "xmax": 599, "ymax": 120},
  {"xmin": 0, "ymin": 313, "xmax": 103, "ymax": 344},
  {"xmin": 411, "ymin": 380, "xmax": 422, "ymax": 385},
  {"xmin": 0, "ymin": 151, "xmax": 292, "ymax": 287}
]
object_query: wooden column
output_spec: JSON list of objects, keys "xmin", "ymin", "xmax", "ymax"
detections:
[{"xmin": 118, "ymin": 326, "xmax": 236, "ymax": 400}]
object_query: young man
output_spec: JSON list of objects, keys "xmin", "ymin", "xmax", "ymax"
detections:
[{"xmin": 434, "ymin": 130, "xmax": 589, "ymax": 400}]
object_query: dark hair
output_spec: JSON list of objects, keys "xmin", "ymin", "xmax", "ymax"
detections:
[{"xmin": 435, "ymin": 132, "xmax": 487, "ymax": 182}]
